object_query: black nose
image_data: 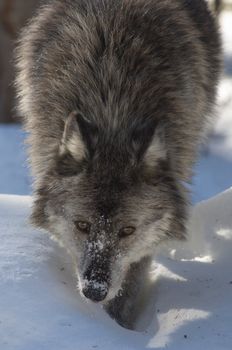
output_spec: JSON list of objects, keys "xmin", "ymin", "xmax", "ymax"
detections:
[{"xmin": 82, "ymin": 281, "xmax": 108, "ymax": 302}]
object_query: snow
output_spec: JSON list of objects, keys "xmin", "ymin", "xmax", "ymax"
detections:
[
  {"xmin": 0, "ymin": 125, "xmax": 30, "ymax": 195},
  {"xmin": 150, "ymin": 189, "xmax": 232, "ymax": 349},
  {"xmin": 0, "ymin": 8, "xmax": 232, "ymax": 350},
  {"xmin": 1, "ymin": 189, "xmax": 232, "ymax": 349}
]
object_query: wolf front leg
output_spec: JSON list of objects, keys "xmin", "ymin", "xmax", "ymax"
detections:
[{"xmin": 105, "ymin": 256, "xmax": 152, "ymax": 329}]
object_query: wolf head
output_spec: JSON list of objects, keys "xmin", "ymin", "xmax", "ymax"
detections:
[{"xmin": 32, "ymin": 111, "xmax": 186, "ymax": 302}]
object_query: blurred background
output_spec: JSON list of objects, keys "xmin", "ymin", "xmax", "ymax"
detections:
[{"xmin": 0, "ymin": 0, "xmax": 231, "ymax": 202}]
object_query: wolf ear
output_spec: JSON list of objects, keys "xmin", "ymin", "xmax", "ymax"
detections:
[
  {"xmin": 59, "ymin": 111, "xmax": 97, "ymax": 161},
  {"xmin": 143, "ymin": 127, "xmax": 167, "ymax": 166},
  {"xmin": 132, "ymin": 121, "xmax": 167, "ymax": 165}
]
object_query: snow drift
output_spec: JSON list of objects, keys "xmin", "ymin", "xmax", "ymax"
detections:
[{"xmin": 0, "ymin": 190, "xmax": 232, "ymax": 350}]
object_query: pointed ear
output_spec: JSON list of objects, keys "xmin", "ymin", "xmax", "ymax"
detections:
[
  {"xmin": 143, "ymin": 126, "xmax": 167, "ymax": 166},
  {"xmin": 59, "ymin": 111, "xmax": 97, "ymax": 161},
  {"xmin": 131, "ymin": 120, "xmax": 167, "ymax": 165}
]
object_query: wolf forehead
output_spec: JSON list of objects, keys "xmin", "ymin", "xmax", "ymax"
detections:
[{"xmin": 52, "ymin": 168, "xmax": 142, "ymax": 222}]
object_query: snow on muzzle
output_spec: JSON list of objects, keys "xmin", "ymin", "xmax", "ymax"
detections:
[
  {"xmin": 81, "ymin": 252, "xmax": 111, "ymax": 302},
  {"xmin": 82, "ymin": 279, "xmax": 109, "ymax": 302}
]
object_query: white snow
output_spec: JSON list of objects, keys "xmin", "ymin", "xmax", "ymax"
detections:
[{"xmin": 0, "ymin": 125, "xmax": 30, "ymax": 195}]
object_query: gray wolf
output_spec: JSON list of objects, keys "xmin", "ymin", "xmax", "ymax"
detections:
[{"xmin": 16, "ymin": 0, "xmax": 221, "ymax": 329}]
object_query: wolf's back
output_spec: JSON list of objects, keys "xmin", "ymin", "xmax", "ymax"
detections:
[{"xmin": 16, "ymin": 0, "xmax": 221, "ymax": 186}]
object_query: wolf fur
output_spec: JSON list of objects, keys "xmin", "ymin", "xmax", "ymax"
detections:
[{"xmin": 16, "ymin": 0, "xmax": 221, "ymax": 329}]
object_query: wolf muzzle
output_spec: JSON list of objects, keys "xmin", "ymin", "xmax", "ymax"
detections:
[{"xmin": 82, "ymin": 260, "xmax": 110, "ymax": 302}]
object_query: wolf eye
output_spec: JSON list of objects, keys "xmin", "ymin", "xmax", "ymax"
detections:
[
  {"xmin": 119, "ymin": 226, "xmax": 135, "ymax": 238},
  {"xmin": 75, "ymin": 221, "xmax": 91, "ymax": 234}
]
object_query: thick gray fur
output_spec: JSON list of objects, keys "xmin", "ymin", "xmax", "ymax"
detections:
[{"xmin": 15, "ymin": 0, "xmax": 221, "ymax": 329}]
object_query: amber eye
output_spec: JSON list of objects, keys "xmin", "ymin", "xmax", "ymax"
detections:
[
  {"xmin": 119, "ymin": 226, "xmax": 136, "ymax": 238},
  {"xmin": 75, "ymin": 221, "xmax": 91, "ymax": 234}
]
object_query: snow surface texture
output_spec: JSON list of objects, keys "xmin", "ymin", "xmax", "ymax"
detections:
[{"xmin": 0, "ymin": 190, "xmax": 232, "ymax": 350}]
